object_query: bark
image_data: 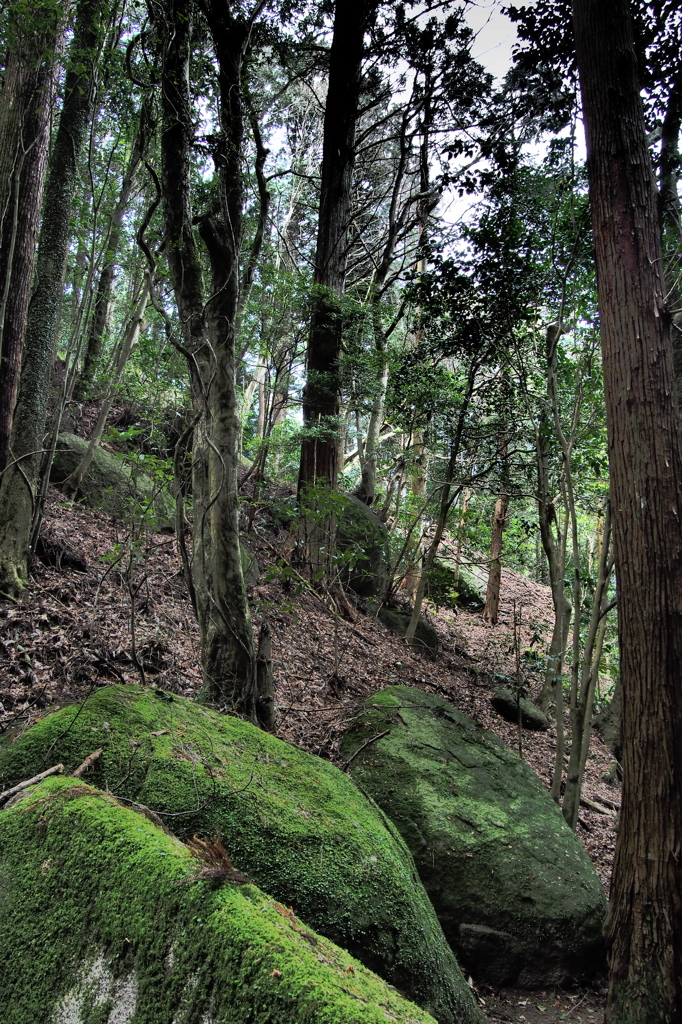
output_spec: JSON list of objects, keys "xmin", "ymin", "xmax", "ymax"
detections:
[
  {"xmin": 156, "ymin": 0, "xmax": 255, "ymax": 714},
  {"xmin": 255, "ymin": 620, "xmax": 275, "ymax": 732},
  {"xmin": 573, "ymin": 1, "xmax": 682, "ymax": 1020},
  {"xmin": 0, "ymin": 5, "xmax": 63, "ymax": 475},
  {"xmin": 298, "ymin": 0, "xmax": 374, "ymax": 491},
  {"xmin": 0, "ymin": 0, "xmax": 105, "ymax": 596}
]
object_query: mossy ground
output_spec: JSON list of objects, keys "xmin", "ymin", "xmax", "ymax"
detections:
[
  {"xmin": 341, "ymin": 686, "xmax": 607, "ymax": 988},
  {"xmin": 0, "ymin": 776, "xmax": 437, "ymax": 1024},
  {"xmin": 0, "ymin": 685, "xmax": 483, "ymax": 1024}
]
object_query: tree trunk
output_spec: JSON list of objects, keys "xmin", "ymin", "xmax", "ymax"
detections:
[
  {"xmin": 0, "ymin": 5, "xmax": 63, "ymax": 475},
  {"xmin": 562, "ymin": 504, "xmax": 614, "ymax": 829},
  {"xmin": 156, "ymin": 0, "xmax": 256, "ymax": 714},
  {"xmin": 64, "ymin": 276, "xmax": 151, "ymax": 495},
  {"xmin": 535, "ymin": 411, "xmax": 572, "ymax": 712},
  {"xmin": 0, "ymin": 0, "xmax": 105, "ymax": 596},
  {"xmin": 573, "ymin": 1, "xmax": 682, "ymax": 1019},
  {"xmin": 483, "ymin": 445, "xmax": 509, "ymax": 625},
  {"xmin": 298, "ymin": 0, "xmax": 374, "ymax": 491}
]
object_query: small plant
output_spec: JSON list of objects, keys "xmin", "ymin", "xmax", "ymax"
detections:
[{"xmin": 186, "ymin": 835, "xmax": 249, "ymax": 884}]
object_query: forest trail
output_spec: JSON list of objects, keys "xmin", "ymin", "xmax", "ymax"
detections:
[{"xmin": 0, "ymin": 487, "xmax": 616, "ymax": 1022}]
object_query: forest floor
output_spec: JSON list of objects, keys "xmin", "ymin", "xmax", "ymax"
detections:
[{"xmin": 0, "ymin": 486, "xmax": 618, "ymax": 1022}]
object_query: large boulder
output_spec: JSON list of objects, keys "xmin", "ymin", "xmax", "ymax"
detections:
[
  {"xmin": 336, "ymin": 494, "xmax": 389, "ymax": 598},
  {"xmin": 0, "ymin": 685, "xmax": 483, "ymax": 1024},
  {"xmin": 377, "ymin": 606, "xmax": 440, "ymax": 660},
  {"xmin": 491, "ymin": 686, "xmax": 549, "ymax": 731},
  {"xmin": 51, "ymin": 432, "xmax": 174, "ymax": 531},
  {"xmin": 0, "ymin": 776, "xmax": 437, "ymax": 1024},
  {"xmin": 341, "ymin": 686, "xmax": 607, "ymax": 988}
]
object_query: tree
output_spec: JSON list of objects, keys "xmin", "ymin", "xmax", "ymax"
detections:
[
  {"xmin": 573, "ymin": 0, "xmax": 682, "ymax": 1019},
  {"xmin": 0, "ymin": 0, "xmax": 108, "ymax": 595},
  {"xmin": 297, "ymin": 0, "xmax": 376, "ymax": 492},
  {"xmin": 0, "ymin": 1, "xmax": 64, "ymax": 474},
  {"xmin": 153, "ymin": 0, "xmax": 259, "ymax": 713}
]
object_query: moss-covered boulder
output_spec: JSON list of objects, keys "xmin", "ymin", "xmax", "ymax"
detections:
[
  {"xmin": 377, "ymin": 606, "xmax": 440, "ymax": 660},
  {"xmin": 336, "ymin": 494, "xmax": 390, "ymax": 598},
  {"xmin": 491, "ymin": 686, "xmax": 549, "ymax": 731},
  {"xmin": 0, "ymin": 776, "xmax": 437, "ymax": 1024},
  {"xmin": 0, "ymin": 685, "xmax": 483, "ymax": 1024},
  {"xmin": 51, "ymin": 433, "xmax": 174, "ymax": 531},
  {"xmin": 341, "ymin": 686, "xmax": 607, "ymax": 988}
]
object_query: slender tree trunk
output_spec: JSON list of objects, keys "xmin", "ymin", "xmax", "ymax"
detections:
[
  {"xmin": 573, "ymin": 2, "xmax": 682, "ymax": 1019},
  {"xmin": 0, "ymin": 0, "xmax": 105, "ymax": 596},
  {"xmin": 483, "ymin": 444, "xmax": 509, "ymax": 625},
  {"xmin": 77, "ymin": 99, "xmax": 152, "ymax": 396},
  {"xmin": 562, "ymin": 503, "xmax": 614, "ymax": 829},
  {"xmin": 0, "ymin": 5, "xmax": 63, "ymax": 475},
  {"xmin": 298, "ymin": 0, "xmax": 374, "ymax": 491},
  {"xmin": 156, "ymin": 0, "xmax": 255, "ymax": 714},
  {"xmin": 65, "ymin": 277, "xmax": 150, "ymax": 494},
  {"xmin": 536, "ymin": 411, "xmax": 572, "ymax": 712}
]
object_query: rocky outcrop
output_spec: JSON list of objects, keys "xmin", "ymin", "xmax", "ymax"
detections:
[
  {"xmin": 51, "ymin": 433, "xmax": 174, "ymax": 530},
  {"xmin": 342, "ymin": 686, "xmax": 607, "ymax": 987},
  {"xmin": 491, "ymin": 686, "xmax": 549, "ymax": 731},
  {"xmin": 0, "ymin": 685, "xmax": 483, "ymax": 1024},
  {"xmin": 377, "ymin": 606, "xmax": 440, "ymax": 660},
  {"xmin": 0, "ymin": 776, "xmax": 438, "ymax": 1024}
]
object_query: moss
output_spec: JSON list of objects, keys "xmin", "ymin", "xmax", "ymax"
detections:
[
  {"xmin": 341, "ymin": 686, "xmax": 607, "ymax": 988},
  {"xmin": 0, "ymin": 685, "xmax": 484, "ymax": 1024},
  {"xmin": 51, "ymin": 434, "xmax": 174, "ymax": 531},
  {"xmin": 0, "ymin": 776, "xmax": 438, "ymax": 1024}
]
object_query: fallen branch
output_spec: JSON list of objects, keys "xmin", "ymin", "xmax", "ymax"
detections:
[
  {"xmin": 72, "ymin": 748, "xmax": 103, "ymax": 778},
  {"xmin": 580, "ymin": 795, "xmax": 618, "ymax": 816},
  {"xmin": 0, "ymin": 764, "xmax": 64, "ymax": 807},
  {"xmin": 343, "ymin": 730, "xmax": 390, "ymax": 772}
]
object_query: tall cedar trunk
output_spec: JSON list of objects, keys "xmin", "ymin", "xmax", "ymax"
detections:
[
  {"xmin": 483, "ymin": 445, "xmax": 509, "ymax": 625},
  {"xmin": 0, "ymin": 0, "xmax": 104, "ymax": 596},
  {"xmin": 0, "ymin": 5, "xmax": 63, "ymax": 474},
  {"xmin": 77, "ymin": 101, "xmax": 152, "ymax": 396},
  {"xmin": 157, "ymin": 0, "xmax": 255, "ymax": 714},
  {"xmin": 573, "ymin": 2, "xmax": 682, "ymax": 1020},
  {"xmin": 536, "ymin": 410, "xmax": 572, "ymax": 712},
  {"xmin": 298, "ymin": 0, "xmax": 371, "ymax": 491}
]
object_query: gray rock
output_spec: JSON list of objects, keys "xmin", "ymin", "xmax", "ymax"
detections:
[
  {"xmin": 51, "ymin": 433, "xmax": 174, "ymax": 531},
  {"xmin": 342, "ymin": 686, "xmax": 607, "ymax": 988},
  {"xmin": 377, "ymin": 606, "xmax": 440, "ymax": 660},
  {"xmin": 336, "ymin": 493, "xmax": 390, "ymax": 598},
  {"xmin": 491, "ymin": 686, "xmax": 549, "ymax": 731}
]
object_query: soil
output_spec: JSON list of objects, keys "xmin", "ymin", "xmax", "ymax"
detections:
[{"xmin": 0, "ymin": 485, "xmax": 618, "ymax": 1022}]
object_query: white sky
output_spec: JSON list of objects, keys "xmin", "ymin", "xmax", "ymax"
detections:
[{"xmin": 464, "ymin": 1, "xmax": 517, "ymax": 82}]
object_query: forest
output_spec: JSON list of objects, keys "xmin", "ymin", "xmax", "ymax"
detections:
[{"xmin": 0, "ymin": 1, "xmax": 680, "ymax": 1022}]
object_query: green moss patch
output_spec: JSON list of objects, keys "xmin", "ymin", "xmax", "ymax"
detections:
[
  {"xmin": 0, "ymin": 776, "xmax": 438, "ymax": 1024},
  {"xmin": 0, "ymin": 685, "xmax": 483, "ymax": 1024},
  {"xmin": 341, "ymin": 686, "xmax": 607, "ymax": 988}
]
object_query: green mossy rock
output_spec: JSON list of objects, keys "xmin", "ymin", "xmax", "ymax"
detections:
[
  {"xmin": 491, "ymin": 686, "xmax": 549, "ymax": 732},
  {"xmin": 51, "ymin": 433, "xmax": 174, "ymax": 531},
  {"xmin": 0, "ymin": 776, "xmax": 437, "ymax": 1024},
  {"xmin": 341, "ymin": 686, "xmax": 607, "ymax": 988},
  {"xmin": 0, "ymin": 685, "xmax": 483, "ymax": 1024},
  {"xmin": 377, "ymin": 606, "xmax": 440, "ymax": 660},
  {"xmin": 336, "ymin": 494, "xmax": 390, "ymax": 598}
]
